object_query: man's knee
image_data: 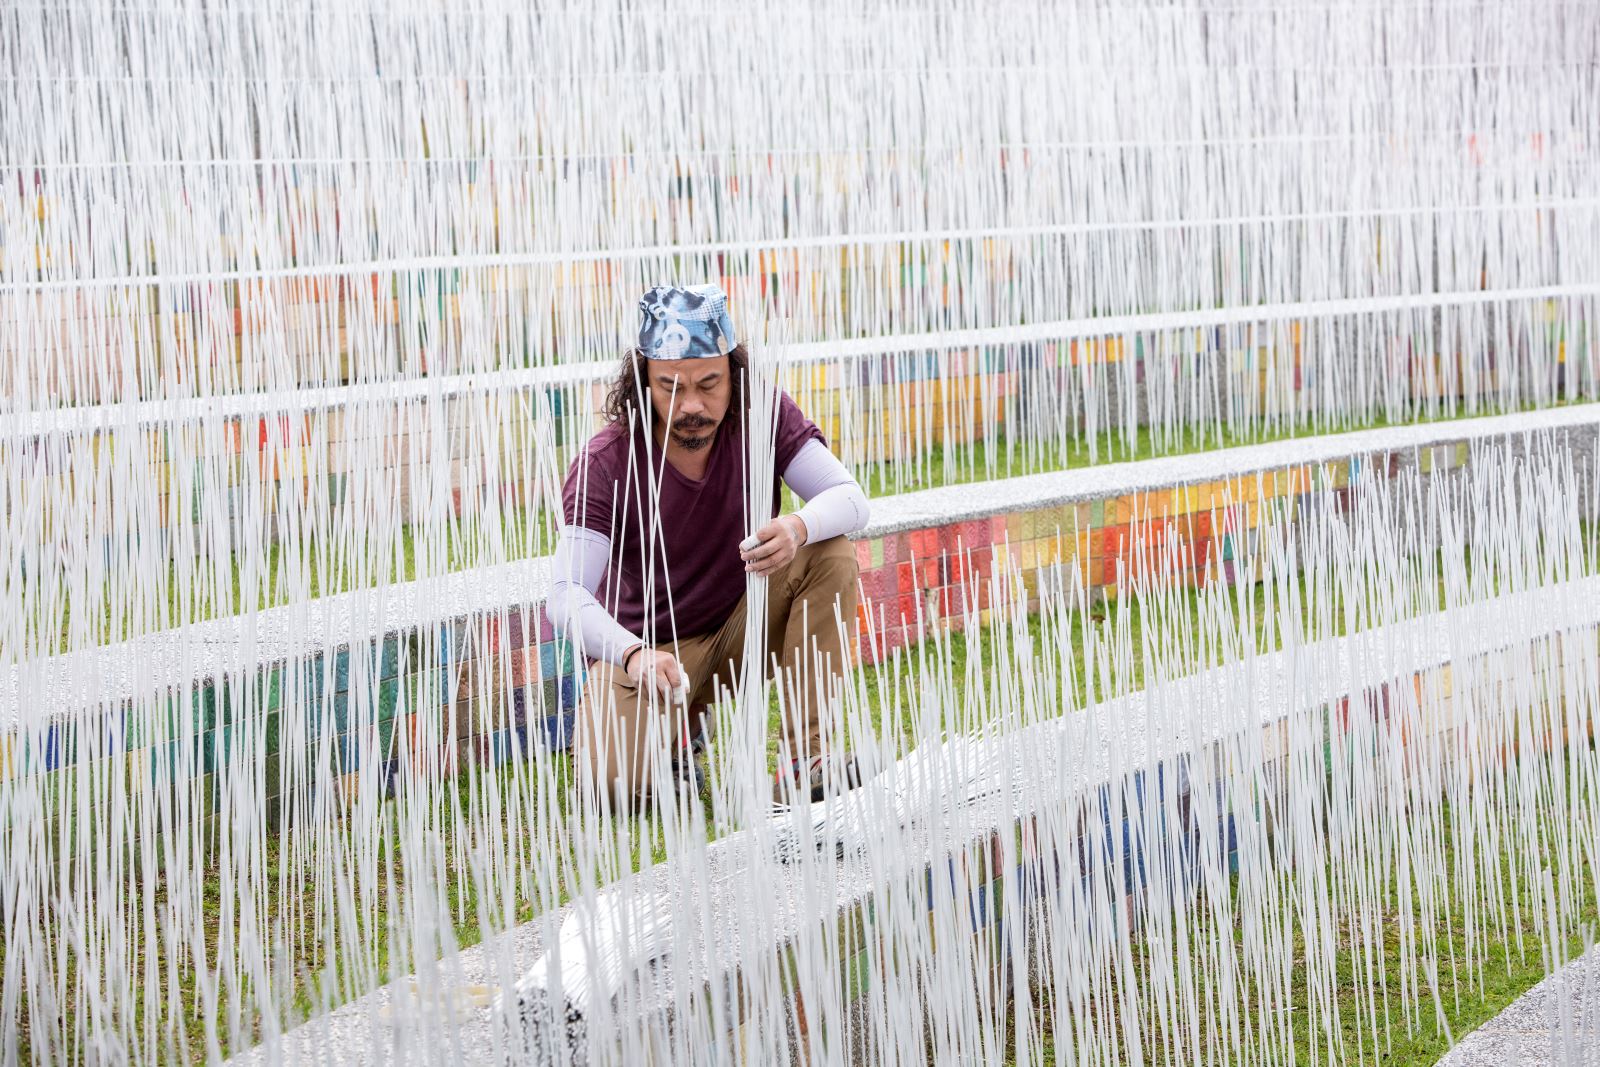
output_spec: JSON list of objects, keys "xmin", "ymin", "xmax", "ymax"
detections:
[
  {"xmin": 787, "ymin": 536, "xmax": 860, "ymax": 646},
  {"xmin": 577, "ymin": 661, "xmax": 634, "ymax": 726},
  {"xmin": 795, "ymin": 534, "xmax": 859, "ymax": 592},
  {"xmin": 572, "ymin": 663, "xmax": 635, "ymax": 779},
  {"xmin": 574, "ymin": 662, "xmax": 697, "ymax": 806}
]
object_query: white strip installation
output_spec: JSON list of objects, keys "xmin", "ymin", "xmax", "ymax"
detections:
[{"xmin": 9, "ymin": 3, "xmax": 1599, "ymax": 1061}]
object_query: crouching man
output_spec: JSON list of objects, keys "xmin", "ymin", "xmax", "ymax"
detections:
[{"xmin": 546, "ymin": 283, "xmax": 870, "ymax": 810}]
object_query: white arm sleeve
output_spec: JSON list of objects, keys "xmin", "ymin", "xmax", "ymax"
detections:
[
  {"xmin": 782, "ymin": 439, "xmax": 871, "ymax": 543},
  {"xmin": 545, "ymin": 525, "xmax": 643, "ymax": 668}
]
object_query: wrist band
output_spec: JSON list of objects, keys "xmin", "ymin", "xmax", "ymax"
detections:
[{"xmin": 623, "ymin": 645, "xmax": 645, "ymax": 672}]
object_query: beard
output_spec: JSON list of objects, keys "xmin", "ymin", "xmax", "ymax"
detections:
[{"xmin": 668, "ymin": 414, "xmax": 717, "ymax": 452}]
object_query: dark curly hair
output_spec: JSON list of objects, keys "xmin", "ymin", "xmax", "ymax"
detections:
[{"xmin": 601, "ymin": 344, "xmax": 751, "ymax": 426}]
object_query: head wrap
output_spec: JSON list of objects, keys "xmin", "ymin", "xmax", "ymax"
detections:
[{"xmin": 636, "ymin": 283, "xmax": 739, "ymax": 360}]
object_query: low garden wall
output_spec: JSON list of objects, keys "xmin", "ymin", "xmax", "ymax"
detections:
[{"xmin": 2, "ymin": 406, "xmax": 1594, "ymax": 810}]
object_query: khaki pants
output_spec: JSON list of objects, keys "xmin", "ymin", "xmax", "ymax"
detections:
[{"xmin": 574, "ymin": 535, "xmax": 859, "ymax": 806}]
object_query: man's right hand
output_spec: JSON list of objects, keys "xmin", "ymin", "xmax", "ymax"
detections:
[{"xmin": 626, "ymin": 646, "xmax": 687, "ymax": 699}]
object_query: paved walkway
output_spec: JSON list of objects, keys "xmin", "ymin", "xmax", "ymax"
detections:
[{"xmin": 1437, "ymin": 946, "xmax": 1600, "ymax": 1066}]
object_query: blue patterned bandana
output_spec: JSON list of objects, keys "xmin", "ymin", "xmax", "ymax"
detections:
[{"xmin": 636, "ymin": 284, "xmax": 738, "ymax": 360}]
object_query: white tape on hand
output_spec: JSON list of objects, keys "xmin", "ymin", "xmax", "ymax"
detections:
[{"xmin": 739, "ymin": 534, "xmax": 761, "ymax": 552}]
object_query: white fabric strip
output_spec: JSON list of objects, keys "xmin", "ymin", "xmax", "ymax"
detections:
[
  {"xmin": 544, "ymin": 525, "xmax": 642, "ymax": 669},
  {"xmin": 785, "ymin": 440, "xmax": 871, "ymax": 544}
]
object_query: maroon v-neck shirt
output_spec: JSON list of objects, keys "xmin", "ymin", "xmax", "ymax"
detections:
[{"xmin": 561, "ymin": 392, "xmax": 823, "ymax": 642}]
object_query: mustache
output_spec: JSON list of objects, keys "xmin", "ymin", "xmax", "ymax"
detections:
[{"xmin": 671, "ymin": 415, "xmax": 714, "ymax": 433}]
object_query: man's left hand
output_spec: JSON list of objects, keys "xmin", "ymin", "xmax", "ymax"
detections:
[{"xmin": 741, "ymin": 515, "xmax": 808, "ymax": 577}]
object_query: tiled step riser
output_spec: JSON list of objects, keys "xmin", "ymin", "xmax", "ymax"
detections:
[
  {"xmin": 0, "ymin": 617, "xmax": 583, "ymax": 794},
  {"xmin": 849, "ymin": 447, "xmax": 1457, "ymax": 661},
  {"xmin": 8, "ymin": 268, "xmax": 1588, "ymax": 407}
]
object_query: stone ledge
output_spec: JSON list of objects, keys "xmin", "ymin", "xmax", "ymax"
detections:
[
  {"xmin": 1435, "ymin": 945, "xmax": 1600, "ymax": 1067},
  {"xmin": 0, "ymin": 558, "xmax": 549, "ymax": 730},
  {"xmin": 863, "ymin": 401, "xmax": 1600, "ymax": 536}
]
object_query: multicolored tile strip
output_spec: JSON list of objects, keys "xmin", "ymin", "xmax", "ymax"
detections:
[
  {"xmin": 848, "ymin": 449, "xmax": 1422, "ymax": 662},
  {"xmin": 5, "ymin": 245, "xmax": 1588, "ymax": 387},
  {"xmin": 0, "ymin": 606, "xmax": 583, "ymax": 803}
]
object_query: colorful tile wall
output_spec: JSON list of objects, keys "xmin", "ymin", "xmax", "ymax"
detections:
[
  {"xmin": 847, "ymin": 452, "xmax": 1426, "ymax": 663},
  {"xmin": 17, "ymin": 287, "xmax": 1585, "ymax": 538},
  {"xmin": 0, "ymin": 609, "xmax": 582, "ymax": 797}
]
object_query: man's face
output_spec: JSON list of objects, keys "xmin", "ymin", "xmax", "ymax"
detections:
[{"xmin": 647, "ymin": 355, "xmax": 732, "ymax": 452}]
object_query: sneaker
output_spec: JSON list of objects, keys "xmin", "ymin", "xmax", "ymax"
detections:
[
  {"xmin": 669, "ymin": 713, "xmax": 712, "ymax": 797},
  {"xmin": 669, "ymin": 748, "xmax": 708, "ymax": 796},
  {"xmin": 773, "ymin": 753, "xmax": 862, "ymax": 805},
  {"xmin": 683, "ymin": 707, "xmax": 712, "ymax": 755}
]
